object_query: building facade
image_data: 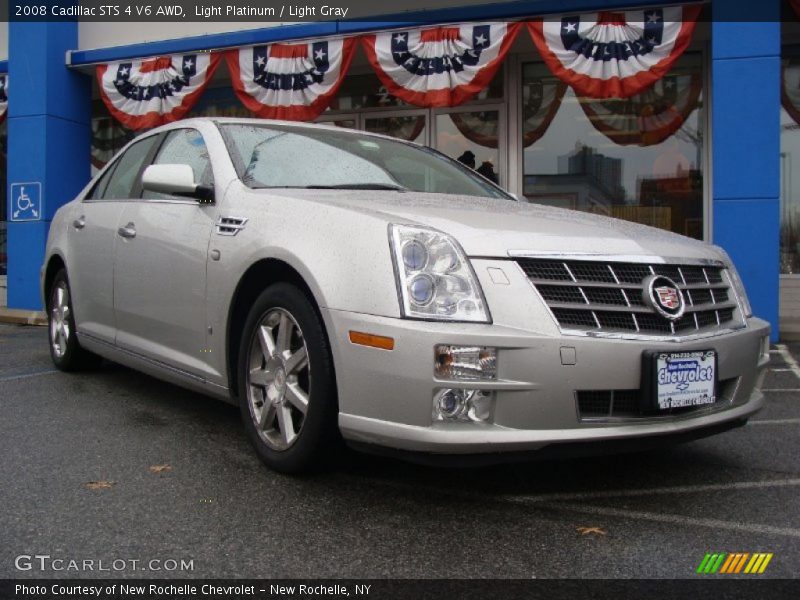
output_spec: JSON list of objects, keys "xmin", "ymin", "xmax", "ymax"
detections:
[{"xmin": 0, "ymin": 1, "xmax": 787, "ymax": 341}]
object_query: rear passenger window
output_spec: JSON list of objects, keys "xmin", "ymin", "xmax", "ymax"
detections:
[
  {"xmin": 144, "ymin": 129, "xmax": 212, "ymax": 200},
  {"xmin": 101, "ymin": 135, "xmax": 159, "ymax": 200}
]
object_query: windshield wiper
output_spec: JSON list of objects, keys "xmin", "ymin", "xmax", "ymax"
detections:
[
  {"xmin": 250, "ymin": 183, "xmax": 408, "ymax": 191},
  {"xmin": 302, "ymin": 183, "xmax": 407, "ymax": 191}
]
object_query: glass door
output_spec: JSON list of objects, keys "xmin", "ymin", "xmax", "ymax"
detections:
[
  {"xmin": 363, "ymin": 110, "xmax": 429, "ymax": 146},
  {"xmin": 433, "ymin": 105, "xmax": 505, "ymax": 187}
]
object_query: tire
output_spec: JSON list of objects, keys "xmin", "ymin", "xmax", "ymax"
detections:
[
  {"xmin": 237, "ymin": 283, "xmax": 338, "ymax": 473},
  {"xmin": 47, "ymin": 269, "xmax": 102, "ymax": 371}
]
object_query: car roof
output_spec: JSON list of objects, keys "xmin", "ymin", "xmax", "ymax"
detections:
[{"xmin": 152, "ymin": 116, "xmax": 407, "ymax": 144}]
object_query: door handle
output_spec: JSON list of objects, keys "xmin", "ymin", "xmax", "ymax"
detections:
[
  {"xmin": 72, "ymin": 216, "xmax": 85, "ymax": 229},
  {"xmin": 117, "ymin": 223, "xmax": 136, "ymax": 239}
]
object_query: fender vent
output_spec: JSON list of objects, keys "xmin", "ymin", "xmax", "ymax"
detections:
[{"xmin": 215, "ymin": 216, "xmax": 248, "ymax": 236}]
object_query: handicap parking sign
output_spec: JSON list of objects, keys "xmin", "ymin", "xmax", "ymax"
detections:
[{"xmin": 10, "ymin": 182, "xmax": 42, "ymax": 222}]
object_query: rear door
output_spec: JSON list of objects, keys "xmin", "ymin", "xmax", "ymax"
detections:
[
  {"xmin": 113, "ymin": 128, "xmax": 218, "ymax": 379},
  {"xmin": 68, "ymin": 134, "xmax": 160, "ymax": 343}
]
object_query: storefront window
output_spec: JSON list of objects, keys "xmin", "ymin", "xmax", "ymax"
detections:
[
  {"xmin": 1, "ymin": 121, "xmax": 8, "ymax": 276},
  {"xmin": 521, "ymin": 52, "xmax": 705, "ymax": 239},
  {"xmin": 435, "ymin": 110, "xmax": 500, "ymax": 184},
  {"xmin": 781, "ymin": 52, "xmax": 800, "ymax": 274},
  {"xmin": 365, "ymin": 114, "xmax": 427, "ymax": 144}
]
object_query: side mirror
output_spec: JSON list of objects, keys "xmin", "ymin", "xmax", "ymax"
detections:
[{"xmin": 142, "ymin": 164, "xmax": 214, "ymax": 203}]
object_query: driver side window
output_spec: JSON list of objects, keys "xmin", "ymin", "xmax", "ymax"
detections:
[{"xmin": 143, "ymin": 129, "xmax": 212, "ymax": 200}]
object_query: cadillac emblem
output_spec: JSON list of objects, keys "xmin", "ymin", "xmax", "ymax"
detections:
[{"xmin": 643, "ymin": 275, "xmax": 685, "ymax": 321}]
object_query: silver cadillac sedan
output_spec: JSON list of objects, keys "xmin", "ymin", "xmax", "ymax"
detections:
[{"xmin": 42, "ymin": 117, "xmax": 770, "ymax": 472}]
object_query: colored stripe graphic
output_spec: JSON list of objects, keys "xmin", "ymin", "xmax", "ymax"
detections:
[
  {"xmin": 719, "ymin": 553, "xmax": 737, "ymax": 573},
  {"xmin": 744, "ymin": 553, "xmax": 774, "ymax": 574},
  {"xmin": 698, "ymin": 552, "xmax": 773, "ymax": 574}
]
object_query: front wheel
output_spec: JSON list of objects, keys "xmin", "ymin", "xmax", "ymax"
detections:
[{"xmin": 237, "ymin": 283, "xmax": 338, "ymax": 473}]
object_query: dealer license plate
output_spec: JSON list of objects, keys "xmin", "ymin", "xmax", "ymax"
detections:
[{"xmin": 653, "ymin": 350, "xmax": 717, "ymax": 411}]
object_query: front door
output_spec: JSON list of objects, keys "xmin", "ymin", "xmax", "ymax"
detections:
[
  {"xmin": 69, "ymin": 134, "xmax": 161, "ymax": 343},
  {"xmin": 113, "ymin": 128, "xmax": 217, "ymax": 379}
]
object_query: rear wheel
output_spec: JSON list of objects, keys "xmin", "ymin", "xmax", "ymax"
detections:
[
  {"xmin": 47, "ymin": 269, "xmax": 102, "ymax": 371},
  {"xmin": 237, "ymin": 283, "xmax": 338, "ymax": 473}
]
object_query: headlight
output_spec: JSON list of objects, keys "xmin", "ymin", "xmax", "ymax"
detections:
[
  {"xmin": 714, "ymin": 246, "xmax": 753, "ymax": 318},
  {"xmin": 389, "ymin": 224, "xmax": 490, "ymax": 323}
]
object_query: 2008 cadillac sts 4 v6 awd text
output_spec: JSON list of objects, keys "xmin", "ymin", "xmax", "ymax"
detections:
[{"xmin": 42, "ymin": 118, "xmax": 770, "ymax": 472}]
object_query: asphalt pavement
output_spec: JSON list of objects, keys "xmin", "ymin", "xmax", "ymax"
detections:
[{"xmin": 1, "ymin": 323, "xmax": 799, "ymax": 579}]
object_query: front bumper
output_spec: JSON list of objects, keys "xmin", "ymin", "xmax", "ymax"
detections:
[{"xmin": 323, "ymin": 306, "xmax": 770, "ymax": 456}]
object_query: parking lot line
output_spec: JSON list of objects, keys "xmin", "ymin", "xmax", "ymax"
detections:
[
  {"xmin": 774, "ymin": 344, "xmax": 800, "ymax": 380},
  {"xmin": 502, "ymin": 478, "xmax": 800, "ymax": 503},
  {"xmin": 0, "ymin": 369, "xmax": 58, "ymax": 382},
  {"xmin": 761, "ymin": 389, "xmax": 800, "ymax": 392},
  {"xmin": 749, "ymin": 418, "xmax": 800, "ymax": 425},
  {"xmin": 538, "ymin": 502, "xmax": 800, "ymax": 539}
]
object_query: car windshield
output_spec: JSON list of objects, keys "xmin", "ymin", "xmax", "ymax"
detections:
[{"xmin": 219, "ymin": 123, "xmax": 511, "ymax": 199}]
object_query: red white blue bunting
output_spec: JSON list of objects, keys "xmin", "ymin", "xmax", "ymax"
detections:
[
  {"xmin": 528, "ymin": 6, "xmax": 700, "ymax": 99},
  {"xmin": 225, "ymin": 38, "xmax": 356, "ymax": 121},
  {"xmin": 579, "ymin": 72, "xmax": 702, "ymax": 146},
  {"xmin": 0, "ymin": 75, "xmax": 7, "ymax": 123},
  {"xmin": 362, "ymin": 22, "xmax": 521, "ymax": 107},
  {"xmin": 97, "ymin": 53, "xmax": 221, "ymax": 130}
]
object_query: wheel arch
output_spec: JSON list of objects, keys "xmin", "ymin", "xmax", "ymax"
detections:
[
  {"xmin": 225, "ymin": 257, "xmax": 334, "ymax": 399},
  {"xmin": 43, "ymin": 253, "xmax": 67, "ymax": 308}
]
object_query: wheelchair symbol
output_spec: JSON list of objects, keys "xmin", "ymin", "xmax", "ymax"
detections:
[
  {"xmin": 14, "ymin": 187, "xmax": 36, "ymax": 218},
  {"xmin": 10, "ymin": 182, "xmax": 41, "ymax": 221}
]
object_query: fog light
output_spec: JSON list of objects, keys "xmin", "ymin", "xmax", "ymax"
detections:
[
  {"xmin": 435, "ymin": 345, "xmax": 497, "ymax": 380},
  {"xmin": 436, "ymin": 389, "xmax": 466, "ymax": 419},
  {"xmin": 433, "ymin": 388, "xmax": 494, "ymax": 422}
]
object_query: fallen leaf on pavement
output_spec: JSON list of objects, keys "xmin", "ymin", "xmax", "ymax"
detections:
[
  {"xmin": 84, "ymin": 480, "xmax": 114, "ymax": 490},
  {"xmin": 149, "ymin": 464, "xmax": 172, "ymax": 474},
  {"xmin": 577, "ymin": 526, "xmax": 607, "ymax": 536}
]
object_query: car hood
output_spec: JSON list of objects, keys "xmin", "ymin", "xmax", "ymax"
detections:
[{"xmin": 262, "ymin": 189, "xmax": 720, "ymax": 261}]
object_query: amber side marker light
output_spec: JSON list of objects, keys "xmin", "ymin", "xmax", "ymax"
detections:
[{"xmin": 349, "ymin": 331, "xmax": 395, "ymax": 351}]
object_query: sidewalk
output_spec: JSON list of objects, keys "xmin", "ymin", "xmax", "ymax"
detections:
[{"xmin": 0, "ymin": 276, "xmax": 47, "ymax": 325}]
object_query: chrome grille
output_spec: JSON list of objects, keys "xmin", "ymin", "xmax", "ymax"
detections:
[{"xmin": 517, "ymin": 258, "xmax": 742, "ymax": 337}]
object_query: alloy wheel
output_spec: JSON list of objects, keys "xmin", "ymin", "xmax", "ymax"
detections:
[
  {"xmin": 246, "ymin": 308, "xmax": 311, "ymax": 450},
  {"xmin": 50, "ymin": 282, "xmax": 71, "ymax": 358}
]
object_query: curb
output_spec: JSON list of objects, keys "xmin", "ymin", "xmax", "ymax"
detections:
[{"xmin": 0, "ymin": 307, "xmax": 47, "ymax": 326}]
